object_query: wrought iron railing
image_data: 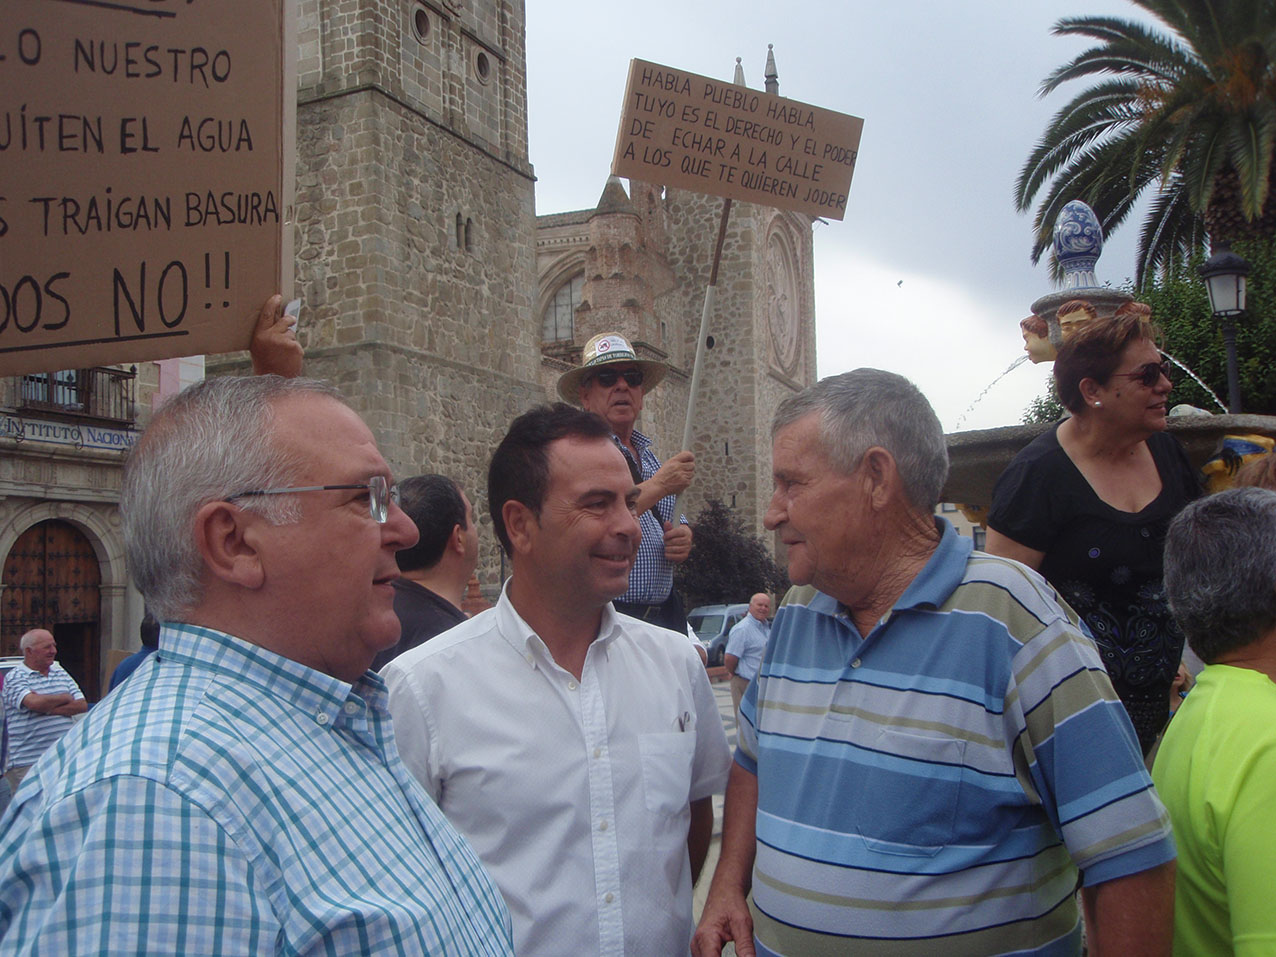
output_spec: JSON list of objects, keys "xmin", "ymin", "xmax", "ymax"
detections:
[{"xmin": 3, "ymin": 366, "xmax": 137, "ymax": 425}]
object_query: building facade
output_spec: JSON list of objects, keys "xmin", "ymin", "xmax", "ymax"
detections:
[{"xmin": 2, "ymin": 0, "xmax": 817, "ymax": 694}]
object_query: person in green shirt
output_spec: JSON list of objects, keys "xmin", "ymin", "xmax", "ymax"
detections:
[{"xmin": 1155, "ymin": 486, "xmax": 1276, "ymax": 956}]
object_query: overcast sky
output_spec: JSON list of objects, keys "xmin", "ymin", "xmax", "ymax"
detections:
[{"xmin": 525, "ymin": 0, "xmax": 1163, "ymax": 431}]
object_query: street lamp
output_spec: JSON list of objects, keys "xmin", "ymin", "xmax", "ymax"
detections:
[{"xmin": 1199, "ymin": 241, "xmax": 1250, "ymax": 414}]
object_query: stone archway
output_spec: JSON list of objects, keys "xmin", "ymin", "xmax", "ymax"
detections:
[
  {"xmin": 2, "ymin": 520, "xmax": 102, "ymax": 699},
  {"xmin": 0, "ymin": 500, "xmax": 127, "ymax": 701}
]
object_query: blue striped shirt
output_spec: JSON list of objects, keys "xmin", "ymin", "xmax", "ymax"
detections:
[
  {"xmin": 1, "ymin": 662, "xmax": 83, "ymax": 768},
  {"xmin": 0, "ymin": 624, "xmax": 513, "ymax": 955},
  {"xmin": 738, "ymin": 521, "xmax": 1174, "ymax": 956}
]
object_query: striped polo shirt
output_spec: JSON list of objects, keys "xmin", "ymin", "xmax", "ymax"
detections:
[
  {"xmin": 2, "ymin": 661, "xmax": 83, "ymax": 768},
  {"xmin": 737, "ymin": 520, "xmax": 1174, "ymax": 956}
]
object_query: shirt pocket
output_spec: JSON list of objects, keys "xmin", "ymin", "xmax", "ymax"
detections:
[
  {"xmin": 638, "ymin": 731, "xmax": 696, "ymax": 817},
  {"xmin": 853, "ymin": 728, "xmax": 965, "ymax": 858}
]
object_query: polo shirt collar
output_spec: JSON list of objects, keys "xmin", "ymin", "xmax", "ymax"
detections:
[{"xmin": 804, "ymin": 518, "xmax": 970, "ymax": 617}]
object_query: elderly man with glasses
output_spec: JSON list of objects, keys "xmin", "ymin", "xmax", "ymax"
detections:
[
  {"xmin": 0, "ymin": 375, "xmax": 513, "ymax": 955},
  {"xmin": 559, "ymin": 333, "xmax": 695, "ymax": 632}
]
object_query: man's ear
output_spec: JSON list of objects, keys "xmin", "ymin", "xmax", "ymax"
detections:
[
  {"xmin": 447, "ymin": 522, "xmax": 466, "ymax": 556},
  {"xmin": 502, "ymin": 499, "xmax": 536, "ymax": 557},
  {"xmin": 860, "ymin": 447, "xmax": 902, "ymax": 510},
  {"xmin": 192, "ymin": 501, "xmax": 266, "ymax": 590}
]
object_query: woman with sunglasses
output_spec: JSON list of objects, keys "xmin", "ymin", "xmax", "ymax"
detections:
[{"xmin": 987, "ymin": 303, "xmax": 1202, "ymax": 756}]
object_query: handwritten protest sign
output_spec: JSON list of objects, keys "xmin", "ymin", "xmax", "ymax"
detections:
[
  {"xmin": 611, "ymin": 59, "xmax": 863, "ymax": 220},
  {"xmin": 0, "ymin": 0, "xmax": 295, "ymax": 376}
]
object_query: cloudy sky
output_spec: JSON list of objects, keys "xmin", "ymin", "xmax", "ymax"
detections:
[{"xmin": 525, "ymin": 0, "xmax": 1163, "ymax": 431}]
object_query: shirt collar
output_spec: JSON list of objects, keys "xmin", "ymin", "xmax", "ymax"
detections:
[
  {"xmin": 890, "ymin": 518, "xmax": 970, "ymax": 611},
  {"xmin": 803, "ymin": 518, "xmax": 971, "ymax": 618},
  {"xmin": 159, "ymin": 622, "xmax": 381, "ymax": 726},
  {"xmin": 493, "ymin": 580, "xmax": 625, "ymax": 666}
]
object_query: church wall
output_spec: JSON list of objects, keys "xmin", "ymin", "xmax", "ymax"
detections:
[{"xmin": 211, "ymin": 0, "xmax": 540, "ymax": 596}]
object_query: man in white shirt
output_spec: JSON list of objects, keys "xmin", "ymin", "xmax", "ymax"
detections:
[{"xmin": 384, "ymin": 403, "xmax": 731, "ymax": 956}]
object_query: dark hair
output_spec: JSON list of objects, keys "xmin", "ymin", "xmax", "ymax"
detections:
[
  {"xmin": 1053, "ymin": 304, "xmax": 1161, "ymax": 413},
  {"xmin": 1164, "ymin": 487, "xmax": 1276, "ymax": 663},
  {"xmin": 487, "ymin": 403, "xmax": 613, "ymax": 555},
  {"xmin": 140, "ymin": 612, "xmax": 161, "ymax": 649},
  {"xmin": 394, "ymin": 474, "xmax": 468, "ymax": 572}
]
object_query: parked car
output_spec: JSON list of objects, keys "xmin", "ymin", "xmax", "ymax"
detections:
[{"xmin": 686, "ymin": 603, "xmax": 748, "ymax": 667}]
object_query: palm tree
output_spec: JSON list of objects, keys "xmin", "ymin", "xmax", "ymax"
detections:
[{"xmin": 1016, "ymin": 0, "xmax": 1276, "ymax": 285}]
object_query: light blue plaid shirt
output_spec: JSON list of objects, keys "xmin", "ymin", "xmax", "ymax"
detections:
[
  {"xmin": 0, "ymin": 624, "xmax": 513, "ymax": 955},
  {"xmin": 617, "ymin": 429, "xmax": 687, "ymax": 605}
]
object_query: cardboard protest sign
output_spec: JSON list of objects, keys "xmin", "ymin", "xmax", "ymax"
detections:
[
  {"xmin": 611, "ymin": 58, "xmax": 863, "ymax": 220},
  {"xmin": 0, "ymin": 0, "xmax": 295, "ymax": 376}
]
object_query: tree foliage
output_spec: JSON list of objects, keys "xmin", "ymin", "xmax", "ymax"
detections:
[
  {"xmin": 1022, "ymin": 382, "xmax": 1065, "ymax": 425},
  {"xmin": 1137, "ymin": 235, "xmax": 1276, "ymax": 414},
  {"xmin": 1017, "ymin": 0, "xmax": 1276, "ymax": 285},
  {"xmin": 675, "ymin": 499, "xmax": 789, "ymax": 609}
]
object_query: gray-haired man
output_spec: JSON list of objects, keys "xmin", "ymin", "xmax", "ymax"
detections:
[
  {"xmin": 694, "ymin": 369, "xmax": 1176, "ymax": 957},
  {"xmin": 0, "ymin": 375, "xmax": 512, "ymax": 955}
]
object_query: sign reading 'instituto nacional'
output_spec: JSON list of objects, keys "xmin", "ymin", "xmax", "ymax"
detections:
[
  {"xmin": 0, "ymin": 0, "xmax": 295, "ymax": 377},
  {"xmin": 611, "ymin": 59, "xmax": 863, "ymax": 220}
]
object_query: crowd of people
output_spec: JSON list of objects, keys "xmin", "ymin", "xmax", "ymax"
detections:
[{"xmin": 0, "ymin": 295, "xmax": 1273, "ymax": 955}]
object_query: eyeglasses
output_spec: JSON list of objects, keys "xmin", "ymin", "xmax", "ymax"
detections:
[
  {"xmin": 590, "ymin": 368, "xmax": 644, "ymax": 389},
  {"xmin": 1113, "ymin": 361, "xmax": 1172, "ymax": 387},
  {"xmin": 229, "ymin": 474, "xmax": 400, "ymax": 523}
]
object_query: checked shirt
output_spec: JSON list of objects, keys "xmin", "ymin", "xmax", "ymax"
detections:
[{"xmin": 0, "ymin": 623, "xmax": 512, "ymax": 955}]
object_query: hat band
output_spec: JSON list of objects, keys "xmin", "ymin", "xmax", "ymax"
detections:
[{"xmin": 584, "ymin": 350, "xmax": 638, "ymax": 366}]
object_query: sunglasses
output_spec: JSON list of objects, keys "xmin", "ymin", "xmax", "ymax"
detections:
[
  {"xmin": 591, "ymin": 368, "xmax": 644, "ymax": 388},
  {"xmin": 229, "ymin": 475, "xmax": 401, "ymax": 523},
  {"xmin": 1113, "ymin": 360, "xmax": 1172, "ymax": 387}
]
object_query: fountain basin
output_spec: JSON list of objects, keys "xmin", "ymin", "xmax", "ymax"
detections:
[{"xmin": 943, "ymin": 414, "xmax": 1276, "ymax": 512}]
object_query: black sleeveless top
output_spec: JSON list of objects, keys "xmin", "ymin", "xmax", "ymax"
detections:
[{"xmin": 989, "ymin": 426, "xmax": 1202, "ymax": 754}]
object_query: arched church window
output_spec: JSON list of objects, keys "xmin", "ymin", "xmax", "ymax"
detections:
[{"xmin": 542, "ymin": 273, "xmax": 583, "ymax": 342}]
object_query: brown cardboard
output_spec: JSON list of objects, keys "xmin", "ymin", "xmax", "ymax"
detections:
[
  {"xmin": 611, "ymin": 59, "xmax": 863, "ymax": 220},
  {"xmin": 0, "ymin": 0, "xmax": 295, "ymax": 376}
]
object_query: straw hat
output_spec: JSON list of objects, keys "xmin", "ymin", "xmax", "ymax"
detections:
[{"xmin": 556, "ymin": 333, "xmax": 667, "ymax": 403}]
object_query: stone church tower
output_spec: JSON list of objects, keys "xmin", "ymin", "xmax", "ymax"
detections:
[{"xmin": 209, "ymin": 0, "xmax": 546, "ymax": 582}]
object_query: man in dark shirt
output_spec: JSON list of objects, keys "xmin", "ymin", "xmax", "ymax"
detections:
[{"xmin": 372, "ymin": 474, "xmax": 476, "ymax": 670}]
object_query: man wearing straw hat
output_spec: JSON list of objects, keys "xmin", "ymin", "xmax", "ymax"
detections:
[{"xmin": 558, "ymin": 333, "xmax": 695, "ymax": 631}]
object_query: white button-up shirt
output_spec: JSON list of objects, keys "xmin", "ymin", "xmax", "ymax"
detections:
[{"xmin": 383, "ymin": 586, "xmax": 732, "ymax": 957}]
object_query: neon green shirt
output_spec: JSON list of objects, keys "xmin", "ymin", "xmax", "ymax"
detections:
[{"xmin": 1152, "ymin": 664, "xmax": 1276, "ymax": 956}]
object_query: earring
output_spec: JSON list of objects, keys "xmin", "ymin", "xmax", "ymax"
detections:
[{"xmin": 1094, "ymin": 401, "xmax": 1102, "ymax": 408}]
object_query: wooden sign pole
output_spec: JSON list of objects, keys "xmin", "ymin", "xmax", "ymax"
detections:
[{"xmin": 671, "ymin": 196, "xmax": 732, "ymax": 522}]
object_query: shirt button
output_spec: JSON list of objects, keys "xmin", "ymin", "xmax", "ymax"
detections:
[
  {"xmin": 342, "ymin": 702, "xmax": 358, "ymax": 715},
  {"xmin": 599, "ymin": 820, "xmax": 608, "ymax": 831},
  {"xmin": 1140, "ymin": 527, "xmax": 1151, "ymax": 538},
  {"xmin": 593, "ymin": 747, "xmax": 602, "ymax": 758},
  {"xmin": 851, "ymin": 658, "xmax": 862, "ymax": 669},
  {"xmin": 316, "ymin": 712, "xmax": 330, "ymax": 725},
  {"xmin": 604, "ymin": 893, "xmax": 614, "ymax": 904},
  {"xmin": 568, "ymin": 681, "xmax": 578, "ymax": 691}
]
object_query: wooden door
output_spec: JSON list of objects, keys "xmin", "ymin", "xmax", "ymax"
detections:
[{"xmin": 2, "ymin": 520, "xmax": 102, "ymax": 699}]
